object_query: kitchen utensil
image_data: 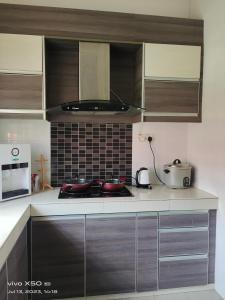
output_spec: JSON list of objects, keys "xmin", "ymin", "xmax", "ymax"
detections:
[
  {"xmin": 102, "ymin": 179, "xmax": 125, "ymax": 192},
  {"xmin": 62, "ymin": 178, "xmax": 91, "ymax": 192},
  {"xmin": 136, "ymin": 167, "xmax": 150, "ymax": 188},
  {"xmin": 163, "ymin": 159, "xmax": 192, "ymax": 189}
]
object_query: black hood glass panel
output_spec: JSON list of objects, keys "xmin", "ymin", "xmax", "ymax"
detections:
[{"xmin": 61, "ymin": 100, "xmax": 129, "ymax": 112}]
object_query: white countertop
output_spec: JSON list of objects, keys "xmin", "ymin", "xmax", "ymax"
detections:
[{"xmin": 0, "ymin": 185, "xmax": 218, "ymax": 270}]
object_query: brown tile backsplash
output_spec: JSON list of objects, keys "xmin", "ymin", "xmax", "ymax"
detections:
[{"xmin": 51, "ymin": 123, "xmax": 132, "ymax": 187}]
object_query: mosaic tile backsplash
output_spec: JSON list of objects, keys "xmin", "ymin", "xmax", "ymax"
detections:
[{"xmin": 51, "ymin": 123, "xmax": 132, "ymax": 187}]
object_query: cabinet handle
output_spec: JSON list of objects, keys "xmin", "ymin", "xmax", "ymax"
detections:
[{"xmin": 159, "ymin": 254, "xmax": 208, "ymax": 262}]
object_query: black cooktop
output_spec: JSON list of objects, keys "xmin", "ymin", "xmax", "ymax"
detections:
[{"xmin": 58, "ymin": 185, "xmax": 133, "ymax": 199}]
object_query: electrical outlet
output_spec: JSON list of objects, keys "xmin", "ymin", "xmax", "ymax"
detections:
[{"xmin": 138, "ymin": 134, "xmax": 152, "ymax": 142}]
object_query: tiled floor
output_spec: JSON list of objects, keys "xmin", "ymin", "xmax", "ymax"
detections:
[{"xmin": 119, "ymin": 290, "xmax": 223, "ymax": 300}]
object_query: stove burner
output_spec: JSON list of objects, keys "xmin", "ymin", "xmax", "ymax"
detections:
[{"xmin": 58, "ymin": 184, "xmax": 133, "ymax": 199}]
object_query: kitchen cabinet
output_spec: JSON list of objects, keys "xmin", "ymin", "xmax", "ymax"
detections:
[
  {"xmin": 144, "ymin": 80, "xmax": 200, "ymax": 114},
  {"xmin": 0, "ymin": 263, "xmax": 7, "ymax": 300},
  {"xmin": 143, "ymin": 43, "xmax": 202, "ymax": 122},
  {"xmin": 0, "ymin": 74, "xmax": 42, "ymax": 109},
  {"xmin": 0, "ymin": 33, "xmax": 42, "ymax": 74},
  {"xmin": 208, "ymin": 210, "xmax": 217, "ymax": 283},
  {"xmin": 86, "ymin": 213, "xmax": 136, "ymax": 296},
  {"xmin": 136, "ymin": 213, "xmax": 158, "ymax": 292},
  {"xmin": 144, "ymin": 43, "xmax": 201, "ymax": 79},
  {"xmin": 159, "ymin": 255, "xmax": 208, "ymax": 289},
  {"xmin": 7, "ymin": 226, "xmax": 28, "ymax": 300},
  {"xmin": 0, "ymin": 33, "xmax": 44, "ymax": 119},
  {"xmin": 158, "ymin": 211, "xmax": 209, "ymax": 289},
  {"xmin": 159, "ymin": 227, "xmax": 208, "ymax": 257},
  {"xmin": 29, "ymin": 210, "xmax": 216, "ymax": 298},
  {"xmin": 31, "ymin": 216, "xmax": 85, "ymax": 299},
  {"xmin": 159, "ymin": 212, "xmax": 209, "ymax": 228}
]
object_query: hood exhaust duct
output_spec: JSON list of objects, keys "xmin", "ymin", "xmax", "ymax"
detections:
[{"xmin": 60, "ymin": 41, "xmax": 134, "ymax": 114}]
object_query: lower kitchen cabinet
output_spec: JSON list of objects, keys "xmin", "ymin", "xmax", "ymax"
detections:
[
  {"xmin": 29, "ymin": 210, "xmax": 216, "ymax": 298},
  {"xmin": 0, "ymin": 263, "xmax": 7, "ymax": 300},
  {"xmin": 7, "ymin": 226, "xmax": 28, "ymax": 300},
  {"xmin": 208, "ymin": 210, "xmax": 217, "ymax": 283},
  {"xmin": 31, "ymin": 216, "xmax": 85, "ymax": 299},
  {"xmin": 86, "ymin": 214, "xmax": 136, "ymax": 296},
  {"xmin": 136, "ymin": 213, "xmax": 158, "ymax": 292},
  {"xmin": 159, "ymin": 256, "xmax": 208, "ymax": 289}
]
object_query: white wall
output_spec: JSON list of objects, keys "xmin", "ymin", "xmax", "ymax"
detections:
[
  {"xmin": 188, "ymin": 0, "xmax": 225, "ymax": 298},
  {"xmin": 132, "ymin": 123, "xmax": 188, "ymax": 183},
  {"xmin": 0, "ymin": 120, "xmax": 51, "ymax": 181},
  {"xmin": 0, "ymin": 0, "xmax": 191, "ymax": 18}
]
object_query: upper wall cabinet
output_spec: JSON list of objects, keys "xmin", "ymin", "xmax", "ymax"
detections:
[
  {"xmin": 144, "ymin": 43, "xmax": 201, "ymax": 80},
  {"xmin": 0, "ymin": 33, "xmax": 43, "ymax": 74}
]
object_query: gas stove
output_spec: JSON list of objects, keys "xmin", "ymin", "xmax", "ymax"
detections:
[{"xmin": 58, "ymin": 184, "xmax": 133, "ymax": 199}]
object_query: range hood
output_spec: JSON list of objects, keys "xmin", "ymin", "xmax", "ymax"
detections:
[{"xmin": 61, "ymin": 41, "xmax": 131, "ymax": 114}]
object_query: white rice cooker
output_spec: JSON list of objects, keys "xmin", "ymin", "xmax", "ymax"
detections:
[{"xmin": 163, "ymin": 159, "xmax": 192, "ymax": 189}]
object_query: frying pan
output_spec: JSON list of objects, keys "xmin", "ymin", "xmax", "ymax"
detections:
[
  {"xmin": 101, "ymin": 178, "xmax": 125, "ymax": 192},
  {"xmin": 62, "ymin": 178, "xmax": 91, "ymax": 192}
]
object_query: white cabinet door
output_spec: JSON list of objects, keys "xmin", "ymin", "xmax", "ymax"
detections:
[
  {"xmin": 0, "ymin": 34, "xmax": 42, "ymax": 74},
  {"xmin": 144, "ymin": 43, "xmax": 201, "ymax": 80}
]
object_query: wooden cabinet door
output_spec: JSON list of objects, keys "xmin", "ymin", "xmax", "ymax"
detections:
[
  {"xmin": 32, "ymin": 216, "xmax": 85, "ymax": 299},
  {"xmin": 144, "ymin": 80, "xmax": 200, "ymax": 114},
  {"xmin": 0, "ymin": 34, "xmax": 42, "ymax": 74},
  {"xmin": 0, "ymin": 263, "xmax": 7, "ymax": 300},
  {"xmin": 0, "ymin": 74, "xmax": 42, "ymax": 109},
  {"xmin": 136, "ymin": 213, "xmax": 158, "ymax": 292},
  {"xmin": 144, "ymin": 43, "xmax": 201, "ymax": 79},
  {"xmin": 86, "ymin": 214, "xmax": 136, "ymax": 296},
  {"xmin": 7, "ymin": 226, "xmax": 28, "ymax": 300}
]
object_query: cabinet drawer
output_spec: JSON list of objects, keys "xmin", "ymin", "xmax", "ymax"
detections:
[
  {"xmin": 159, "ymin": 212, "xmax": 208, "ymax": 229},
  {"xmin": 159, "ymin": 228, "xmax": 209, "ymax": 257},
  {"xmin": 159, "ymin": 255, "xmax": 208, "ymax": 289},
  {"xmin": 144, "ymin": 80, "xmax": 200, "ymax": 114}
]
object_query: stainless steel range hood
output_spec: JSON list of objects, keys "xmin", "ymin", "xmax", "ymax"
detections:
[{"xmin": 61, "ymin": 41, "xmax": 130, "ymax": 113}]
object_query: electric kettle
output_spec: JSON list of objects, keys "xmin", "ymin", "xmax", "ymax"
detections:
[{"xmin": 136, "ymin": 168, "xmax": 150, "ymax": 188}]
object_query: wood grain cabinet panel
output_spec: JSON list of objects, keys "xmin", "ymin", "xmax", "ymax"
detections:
[
  {"xmin": 159, "ymin": 212, "xmax": 208, "ymax": 229},
  {"xmin": 45, "ymin": 39, "xmax": 79, "ymax": 108},
  {"xmin": 159, "ymin": 257, "xmax": 208, "ymax": 289},
  {"xmin": 86, "ymin": 214, "xmax": 136, "ymax": 296},
  {"xmin": 136, "ymin": 213, "xmax": 158, "ymax": 292},
  {"xmin": 0, "ymin": 4, "xmax": 203, "ymax": 45},
  {"xmin": 0, "ymin": 33, "xmax": 42, "ymax": 74},
  {"xmin": 7, "ymin": 226, "xmax": 28, "ymax": 300},
  {"xmin": 208, "ymin": 210, "xmax": 217, "ymax": 283},
  {"xmin": 159, "ymin": 229, "xmax": 209, "ymax": 257},
  {"xmin": 32, "ymin": 217, "xmax": 85, "ymax": 299},
  {"xmin": 0, "ymin": 74, "xmax": 42, "ymax": 109},
  {"xmin": 144, "ymin": 80, "xmax": 200, "ymax": 113},
  {"xmin": 0, "ymin": 263, "xmax": 7, "ymax": 300}
]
